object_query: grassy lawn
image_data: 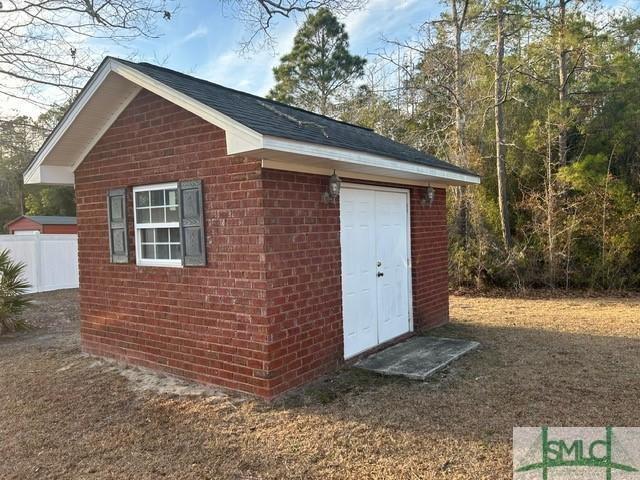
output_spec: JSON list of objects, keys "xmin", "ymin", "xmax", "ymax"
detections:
[{"xmin": 1, "ymin": 290, "xmax": 638, "ymax": 479}]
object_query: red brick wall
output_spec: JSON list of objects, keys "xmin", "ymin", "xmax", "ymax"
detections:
[
  {"xmin": 408, "ymin": 185, "xmax": 449, "ymax": 330},
  {"xmin": 75, "ymin": 90, "xmax": 273, "ymax": 397},
  {"xmin": 261, "ymin": 170, "xmax": 343, "ymax": 395},
  {"xmin": 75, "ymin": 89, "xmax": 449, "ymax": 399},
  {"xmin": 261, "ymin": 171, "xmax": 449, "ymax": 396}
]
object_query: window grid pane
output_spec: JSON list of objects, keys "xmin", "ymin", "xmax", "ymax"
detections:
[
  {"xmin": 151, "ymin": 207, "xmax": 165, "ymax": 223},
  {"xmin": 156, "ymin": 244, "xmax": 170, "ymax": 259},
  {"xmin": 136, "ymin": 208, "xmax": 150, "ymax": 224},
  {"xmin": 136, "ymin": 191, "xmax": 150, "ymax": 207},
  {"xmin": 170, "ymin": 244, "xmax": 181, "ymax": 260},
  {"xmin": 142, "ymin": 244, "xmax": 155, "ymax": 259},
  {"xmin": 166, "ymin": 206, "xmax": 179, "ymax": 222},
  {"xmin": 135, "ymin": 188, "xmax": 179, "ymax": 225},
  {"xmin": 166, "ymin": 190, "xmax": 178, "ymax": 206},
  {"xmin": 150, "ymin": 190, "xmax": 165, "ymax": 206},
  {"xmin": 135, "ymin": 186, "xmax": 181, "ymax": 264},
  {"xmin": 139, "ymin": 228, "xmax": 181, "ymax": 260}
]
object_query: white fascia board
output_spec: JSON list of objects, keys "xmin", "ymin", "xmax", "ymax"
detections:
[
  {"xmin": 261, "ymin": 159, "xmax": 453, "ymax": 188},
  {"xmin": 28, "ymin": 165, "xmax": 75, "ymax": 185},
  {"xmin": 261, "ymin": 136, "xmax": 481, "ymax": 186},
  {"xmin": 110, "ymin": 62, "xmax": 263, "ymax": 154},
  {"xmin": 24, "ymin": 163, "xmax": 42, "ymax": 185}
]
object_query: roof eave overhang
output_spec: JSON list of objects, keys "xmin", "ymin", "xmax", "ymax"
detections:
[
  {"xmin": 256, "ymin": 136, "xmax": 480, "ymax": 187},
  {"xmin": 24, "ymin": 58, "xmax": 480, "ymax": 188}
]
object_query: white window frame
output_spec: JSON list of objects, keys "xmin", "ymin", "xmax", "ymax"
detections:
[{"xmin": 132, "ymin": 182, "xmax": 182, "ymax": 268}]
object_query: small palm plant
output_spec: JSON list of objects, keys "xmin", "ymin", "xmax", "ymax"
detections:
[{"xmin": 0, "ymin": 249, "xmax": 31, "ymax": 334}]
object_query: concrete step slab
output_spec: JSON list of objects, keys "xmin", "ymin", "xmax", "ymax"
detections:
[{"xmin": 355, "ymin": 336, "xmax": 480, "ymax": 380}]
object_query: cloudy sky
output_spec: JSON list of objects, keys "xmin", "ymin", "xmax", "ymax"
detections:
[
  {"xmin": 8, "ymin": 0, "xmax": 638, "ymax": 118},
  {"xmin": 87, "ymin": 0, "xmax": 640, "ymax": 95},
  {"xmin": 4, "ymin": 0, "xmax": 439, "ymax": 117},
  {"xmin": 107, "ymin": 0, "xmax": 441, "ymax": 95}
]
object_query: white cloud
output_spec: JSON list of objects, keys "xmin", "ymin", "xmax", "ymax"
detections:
[
  {"xmin": 198, "ymin": 21, "xmax": 298, "ymax": 96},
  {"xmin": 177, "ymin": 25, "xmax": 209, "ymax": 46},
  {"xmin": 343, "ymin": 0, "xmax": 425, "ymax": 47}
]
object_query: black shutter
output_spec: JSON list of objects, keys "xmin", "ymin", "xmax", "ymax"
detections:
[
  {"xmin": 178, "ymin": 179, "xmax": 206, "ymax": 266},
  {"xmin": 107, "ymin": 188, "xmax": 129, "ymax": 263}
]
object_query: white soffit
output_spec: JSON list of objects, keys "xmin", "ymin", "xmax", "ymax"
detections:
[
  {"xmin": 24, "ymin": 58, "xmax": 480, "ymax": 187},
  {"xmin": 24, "ymin": 69, "xmax": 141, "ymax": 185}
]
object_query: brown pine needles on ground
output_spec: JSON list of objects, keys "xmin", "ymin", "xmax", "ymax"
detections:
[{"xmin": 0, "ymin": 290, "xmax": 638, "ymax": 479}]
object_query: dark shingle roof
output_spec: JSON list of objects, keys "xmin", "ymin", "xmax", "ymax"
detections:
[
  {"xmin": 26, "ymin": 216, "xmax": 76, "ymax": 225},
  {"xmin": 114, "ymin": 58, "xmax": 476, "ymax": 178}
]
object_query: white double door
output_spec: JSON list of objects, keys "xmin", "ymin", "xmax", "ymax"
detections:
[{"xmin": 340, "ymin": 186, "xmax": 411, "ymax": 358}]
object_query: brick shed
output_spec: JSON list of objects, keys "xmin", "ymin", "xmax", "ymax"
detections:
[
  {"xmin": 5, "ymin": 216, "xmax": 77, "ymax": 235},
  {"xmin": 24, "ymin": 58, "xmax": 480, "ymax": 399}
]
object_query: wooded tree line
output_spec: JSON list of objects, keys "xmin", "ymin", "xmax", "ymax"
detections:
[{"xmin": 269, "ymin": 1, "xmax": 640, "ymax": 290}]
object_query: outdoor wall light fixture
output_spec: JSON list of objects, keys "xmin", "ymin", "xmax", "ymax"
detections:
[
  {"xmin": 421, "ymin": 186, "xmax": 435, "ymax": 207},
  {"xmin": 323, "ymin": 170, "xmax": 342, "ymax": 203}
]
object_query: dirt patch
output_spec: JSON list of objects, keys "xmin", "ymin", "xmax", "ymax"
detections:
[
  {"xmin": 15, "ymin": 288, "xmax": 79, "ymax": 331},
  {"xmin": 0, "ymin": 290, "xmax": 638, "ymax": 479},
  {"xmin": 89, "ymin": 358, "xmax": 234, "ymax": 399}
]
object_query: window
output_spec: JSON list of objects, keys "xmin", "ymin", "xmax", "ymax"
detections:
[
  {"xmin": 111, "ymin": 180, "xmax": 205, "ymax": 267},
  {"xmin": 133, "ymin": 183, "xmax": 182, "ymax": 267}
]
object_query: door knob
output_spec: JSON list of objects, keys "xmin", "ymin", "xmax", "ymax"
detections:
[
  {"xmin": 377, "ymin": 271, "xmax": 384, "ymax": 277},
  {"xmin": 377, "ymin": 261, "xmax": 382, "ymax": 267}
]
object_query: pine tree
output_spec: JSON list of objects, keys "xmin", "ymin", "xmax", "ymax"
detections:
[{"xmin": 268, "ymin": 8, "xmax": 366, "ymax": 115}]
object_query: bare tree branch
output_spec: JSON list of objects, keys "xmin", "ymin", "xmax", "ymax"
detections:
[
  {"xmin": 0, "ymin": 0, "xmax": 176, "ymax": 110},
  {"xmin": 220, "ymin": 0, "xmax": 366, "ymax": 52}
]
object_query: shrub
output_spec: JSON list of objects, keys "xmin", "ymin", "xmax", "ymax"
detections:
[{"xmin": 0, "ymin": 249, "xmax": 31, "ymax": 334}]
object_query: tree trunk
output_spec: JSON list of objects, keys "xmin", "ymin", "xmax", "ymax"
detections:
[
  {"xmin": 601, "ymin": 144, "xmax": 616, "ymax": 286},
  {"xmin": 453, "ymin": 1, "xmax": 466, "ymax": 165},
  {"xmin": 451, "ymin": 0, "xmax": 470, "ymax": 245},
  {"xmin": 494, "ymin": 6, "xmax": 512, "ymax": 249},
  {"xmin": 546, "ymin": 110, "xmax": 556, "ymax": 287},
  {"xmin": 557, "ymin": 0, "xmax": 569, "ymax": 165}
]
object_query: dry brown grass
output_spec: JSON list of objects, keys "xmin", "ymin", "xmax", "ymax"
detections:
[{"xmin": 0, "ymin": 290, "xmax": 638, "ymax": 479}]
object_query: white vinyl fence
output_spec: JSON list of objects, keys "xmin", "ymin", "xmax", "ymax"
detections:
[{"xmin": 0, "ymin": 233, "xmax": 79, "ymax": 293}]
